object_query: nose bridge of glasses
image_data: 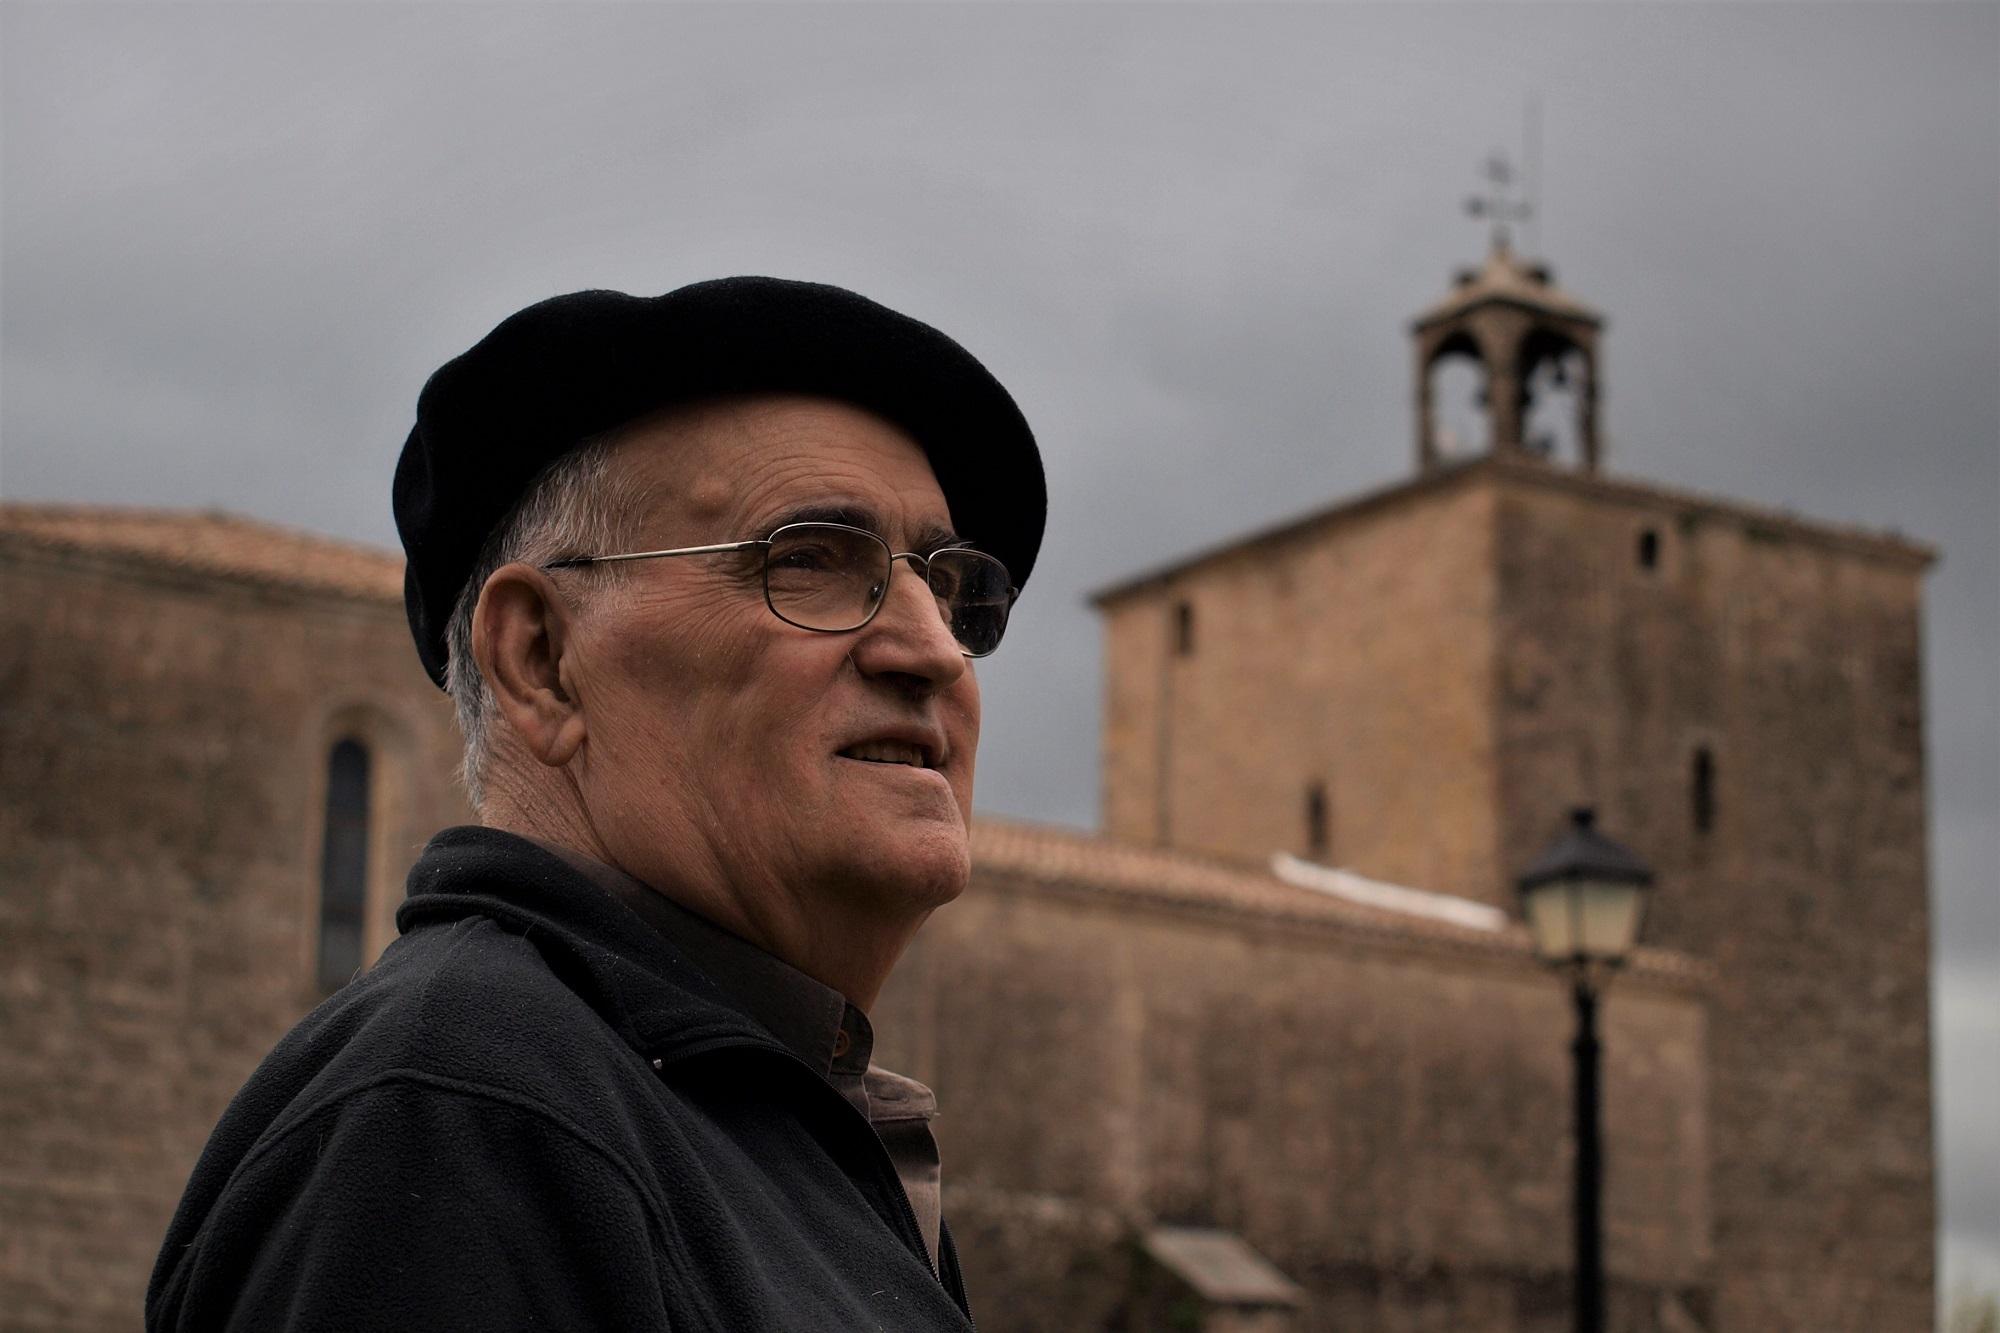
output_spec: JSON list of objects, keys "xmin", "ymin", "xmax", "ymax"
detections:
[
  {"xmin": 883, "ymin": 549, "xmax": 950, "ymax": 609},
  {"xmin": 874, "ymin": 549, "xmax": 960, "ymax": 634},
  {"xmin": 887, "ymin": 549, "xmax": 933, "ymax": 578},
  {"xmin": 814, "ymin": 540, "xmax": 1002, "ymax": 658}
]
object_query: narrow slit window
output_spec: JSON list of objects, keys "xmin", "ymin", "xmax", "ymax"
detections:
[
  {"xmin": 1638, "ymin": 528, "xmax": 1661, "ymax": 570},
  {"xmin": 1305, "ymin": 782, "xmax": 1329, "ymax": 859},
  {"xmin": 1692, "ymin": 747, "xmax": 1716, "ymax": 835},
  {"xmin": 318, "ymin": 739, "xmax": 372, "ymax": 990},
  {"xmin": 1174, "ymin": 601, "xmax": 1194, "ymax": 656}
]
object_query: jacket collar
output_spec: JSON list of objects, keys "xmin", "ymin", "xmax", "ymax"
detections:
[
  {"xmin": 395, "ymin": 825, "xmax": 798, "ymax": 1066},
  {"xmin": 528, "ymin": 834, "xmax": 861, "ymax": 1077}
]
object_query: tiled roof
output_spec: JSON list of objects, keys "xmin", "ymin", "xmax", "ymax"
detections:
[
  {"xmin": 969, "ymin": 816, "xmax": 1703, "ymax": 984},
  {"xmin": 0, "ymin": 504, "xmax": 403, "ymax": 602},
  {"xmin": 0, "ymin": 505, "xmax": 1701, "ymax": 982},
  {"xmin": 1411, "ymin": 242, "xmax": 1603, "ymax": 330}
]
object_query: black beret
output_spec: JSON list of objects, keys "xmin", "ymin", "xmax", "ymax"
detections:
[{"xmin": 393, "ymin": 276, "xmax": 1046, "ymax": 689}]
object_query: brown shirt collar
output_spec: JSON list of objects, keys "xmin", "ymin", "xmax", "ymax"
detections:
[
  {"xmin": 522, "ymin": 838, "xmax": 874, "ymax": 1075},
  {"xmin": 520, "ymin": 837, "xmax": 941, "ymax": 1271}
]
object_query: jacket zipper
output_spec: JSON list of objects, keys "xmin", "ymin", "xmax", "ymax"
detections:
[{"xmin": 938, "ymin": 1221, "xmax": 975, "ymax": 1330}]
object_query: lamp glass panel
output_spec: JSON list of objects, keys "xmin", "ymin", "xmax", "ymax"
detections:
[
  {"xmin": 1577, "ymin": 881, "xmax": 1644, "ymax": 958},
  {"xmin": 1523, "ymin": 882, "xmax": 1579, "ymax": 960}
]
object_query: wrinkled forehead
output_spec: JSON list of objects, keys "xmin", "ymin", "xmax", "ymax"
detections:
[{"xmin": 604, "ymin": 393, "xmax": 958, "ymax": 544}]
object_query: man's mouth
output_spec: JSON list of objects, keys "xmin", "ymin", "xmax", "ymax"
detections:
[{"xmin": 837, "ymin": 741, "xmax": 935, "ymax": 769}]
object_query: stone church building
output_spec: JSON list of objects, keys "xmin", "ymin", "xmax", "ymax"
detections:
[{"xmin": 0, "ymin": 249, "xmax": 1935, "ymax": 1331}]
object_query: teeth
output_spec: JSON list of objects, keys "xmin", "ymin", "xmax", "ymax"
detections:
[{"xmin": 843, "ymin": 742, "xmax": 927, "ymax": 767}]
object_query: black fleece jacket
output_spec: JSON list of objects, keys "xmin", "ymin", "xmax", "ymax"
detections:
[{"xmin": 145, "ymin": 827, "xmax": 975, "ymax": 1332}]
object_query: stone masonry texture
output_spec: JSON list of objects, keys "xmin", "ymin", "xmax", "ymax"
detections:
[
  {"xmin": 1488, "ymin": 471, "xmax": 1935, "ymax": 1332},
  {"xmin": 2, "ymin": 454, "xmax": 1933, "ymax": 1333},
  {"xmin": 875, "ymin": 844, "xmax": 1712, "ymax": 1333},
  {"xmin": 1099, "ymin": 472, "xmax": 1504, "ymax": 899},
  {"xmin": 0, "ymin": 523, "xmax": 470, "ymax": 1331},
  {"xmin": 1097, "ymin": 455, "xmax": 1934, "ymax": 1331}
]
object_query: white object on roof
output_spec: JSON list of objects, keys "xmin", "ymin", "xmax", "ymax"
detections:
[
  {"xmin": 1140, "ymin": 1227, "xmax": 1302, "ymax": 1307},
  {"xmin": 1270, "ymin": 852, "xmax": 1509, "ymax": 933}
]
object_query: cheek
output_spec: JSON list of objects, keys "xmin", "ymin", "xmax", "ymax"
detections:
[
  {"xmin": 715, "ymin": 641, "xmax": 856, "ymax": 778},
  {"xmin": 955, "ymin": 670, "xmax": 982, "ymax": 744},
  {"xmin": 582, "ymin": 598, "xmax": 771, "ymax": 761},
  {"xmin": 947, "ymin": 677, "xmax": 981, "ymax": 797}
]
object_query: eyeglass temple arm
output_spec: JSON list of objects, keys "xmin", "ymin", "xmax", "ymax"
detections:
[
  {"xmin": 548, "ymin": 540, "xmax": 1019, "ymax": 604},
  {"xmin": 543, "ymin": 539, "xmax": 769, "ymax": 570}
]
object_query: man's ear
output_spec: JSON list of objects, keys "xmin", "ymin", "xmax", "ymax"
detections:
[{"xmin": 472, "ymin": 564, "xmax": 589, "ymax": 768}]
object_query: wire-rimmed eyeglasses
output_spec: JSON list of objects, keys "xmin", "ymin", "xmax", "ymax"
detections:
[{"xmin": 543, "ymin": 521, "xmax": 1018, "ymax": 658}]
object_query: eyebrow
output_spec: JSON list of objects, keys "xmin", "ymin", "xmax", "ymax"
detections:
[{"xmin": 760, "ymin": 502, "xmax": 965, "ymax": 554}]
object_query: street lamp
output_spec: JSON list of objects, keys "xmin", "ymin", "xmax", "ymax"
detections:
[{"xmin": 1517, "ymin": 807, "xmax": 1654, "ymax": 1333}]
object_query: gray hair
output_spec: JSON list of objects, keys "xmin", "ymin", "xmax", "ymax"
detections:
[{"xmin": 443, "ymin": 434, "xmax": 636, "ymax": 809}]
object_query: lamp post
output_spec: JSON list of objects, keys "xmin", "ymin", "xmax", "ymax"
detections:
[{"xmin": 1517, "ymin": 808, "xmax": 1654, "ymax": 1333}]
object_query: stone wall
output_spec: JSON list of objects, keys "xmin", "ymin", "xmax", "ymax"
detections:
[
  {"xmin": 875, "ymin": 850, "xmax": 1713, "ymax": 1333},
  {"xmin": 0, "ymin": 535, "xmax": 468, "ymax": 1330},
  {"xmin": 4, "ymin": 471, "xmax": 1928, "ymax": 1333},
  {"xmin": 1098, "ymin": 470, "xmax": 1506, "ymax": 903},
  {"xmin": 1097, "ymin": 456, "xmax": 1935, "ymax": 1331},
  {"xmin": 1488, "ymin": 470, "xmax": 1935, "ymax": 1332}
]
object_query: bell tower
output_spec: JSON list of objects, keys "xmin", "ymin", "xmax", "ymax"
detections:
[
  {"xmin": 1096, "ymin": 203, "xmax": 1935, "ymax": 1328},
  {"xmin": 1413, "ymin": 157, "xmax": 1605, "ymax": 472}
]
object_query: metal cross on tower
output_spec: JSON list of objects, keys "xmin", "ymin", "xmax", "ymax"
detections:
[{"xmin": 1465, "ymin": 150, "xmax": 1532, "ymax": 252}]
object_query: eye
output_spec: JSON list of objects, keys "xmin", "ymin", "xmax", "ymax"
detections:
[{"xmin": 771, "ymin": 543, "xmax": 838, "ymax": 572}]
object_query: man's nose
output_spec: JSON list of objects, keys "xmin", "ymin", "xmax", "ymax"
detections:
[{"xmin": 849, "ymin": 556, "xmax": 967, "ymax": 690}]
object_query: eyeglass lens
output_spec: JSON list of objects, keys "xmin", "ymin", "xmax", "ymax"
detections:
[{"xmin": 762, "ymin": 524, "xmax": 1013, "ymax": 656}]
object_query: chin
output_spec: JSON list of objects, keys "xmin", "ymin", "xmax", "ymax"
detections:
[{"xmin": 827, "ymin": 820, "xmax": 971, "ymax": 915}]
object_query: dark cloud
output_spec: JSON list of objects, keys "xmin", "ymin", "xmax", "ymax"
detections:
[{"xmin": 5, "ymin": 0, "xmax": 1995, "ymax": 1294}]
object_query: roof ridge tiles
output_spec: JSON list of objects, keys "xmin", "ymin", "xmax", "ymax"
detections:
[
  {"xmin": 0, "ymin": 501, "xmax": 404, "ymax": 602},
  {"xmin": 967, "ymin": 815, "xmax": 1708, "ymax": 986}
]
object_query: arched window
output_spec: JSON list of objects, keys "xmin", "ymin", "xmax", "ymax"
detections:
[
  {"xmin": 1692, "ymin": 747, "xmax": 1716, "ymax": 835},
  {"xmin": 318, "ymin": 738, "xmax": 372, "ymax": 990},
  {"xmin": 1638, "ymin": 528, "xmax": 1661, "ymax": 571},
  {"xmin": 1174, "ymin": 600, "xmax": 1195, "ymax": 656}
]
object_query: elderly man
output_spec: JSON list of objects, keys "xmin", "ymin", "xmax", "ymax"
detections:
[{"xmin": 146, "ymin": 278, "xmax": 1043, "ymax": 1331}]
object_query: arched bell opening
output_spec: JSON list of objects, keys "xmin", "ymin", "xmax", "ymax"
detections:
[
  {"xmin": 1420, "ymin": 331, "xmax": 1490, "ymax": 465},
  {"xmin": 1519, "ymin": 328, "xmax": 1593, "ymax": 469},
  {"xmin": 1410, "ymin": 243, "xmax": 1607, "ymax": 473}
]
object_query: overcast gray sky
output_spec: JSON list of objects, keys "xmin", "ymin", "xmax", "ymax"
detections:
[{"xmin": 5, "ymin": 0, "xmax": 1995, "ymax": 1308}]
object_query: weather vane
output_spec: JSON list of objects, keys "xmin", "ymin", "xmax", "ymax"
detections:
[{"xmin": 1466, "ymin": 150, "xmax": 1532, "ymax": 253}]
